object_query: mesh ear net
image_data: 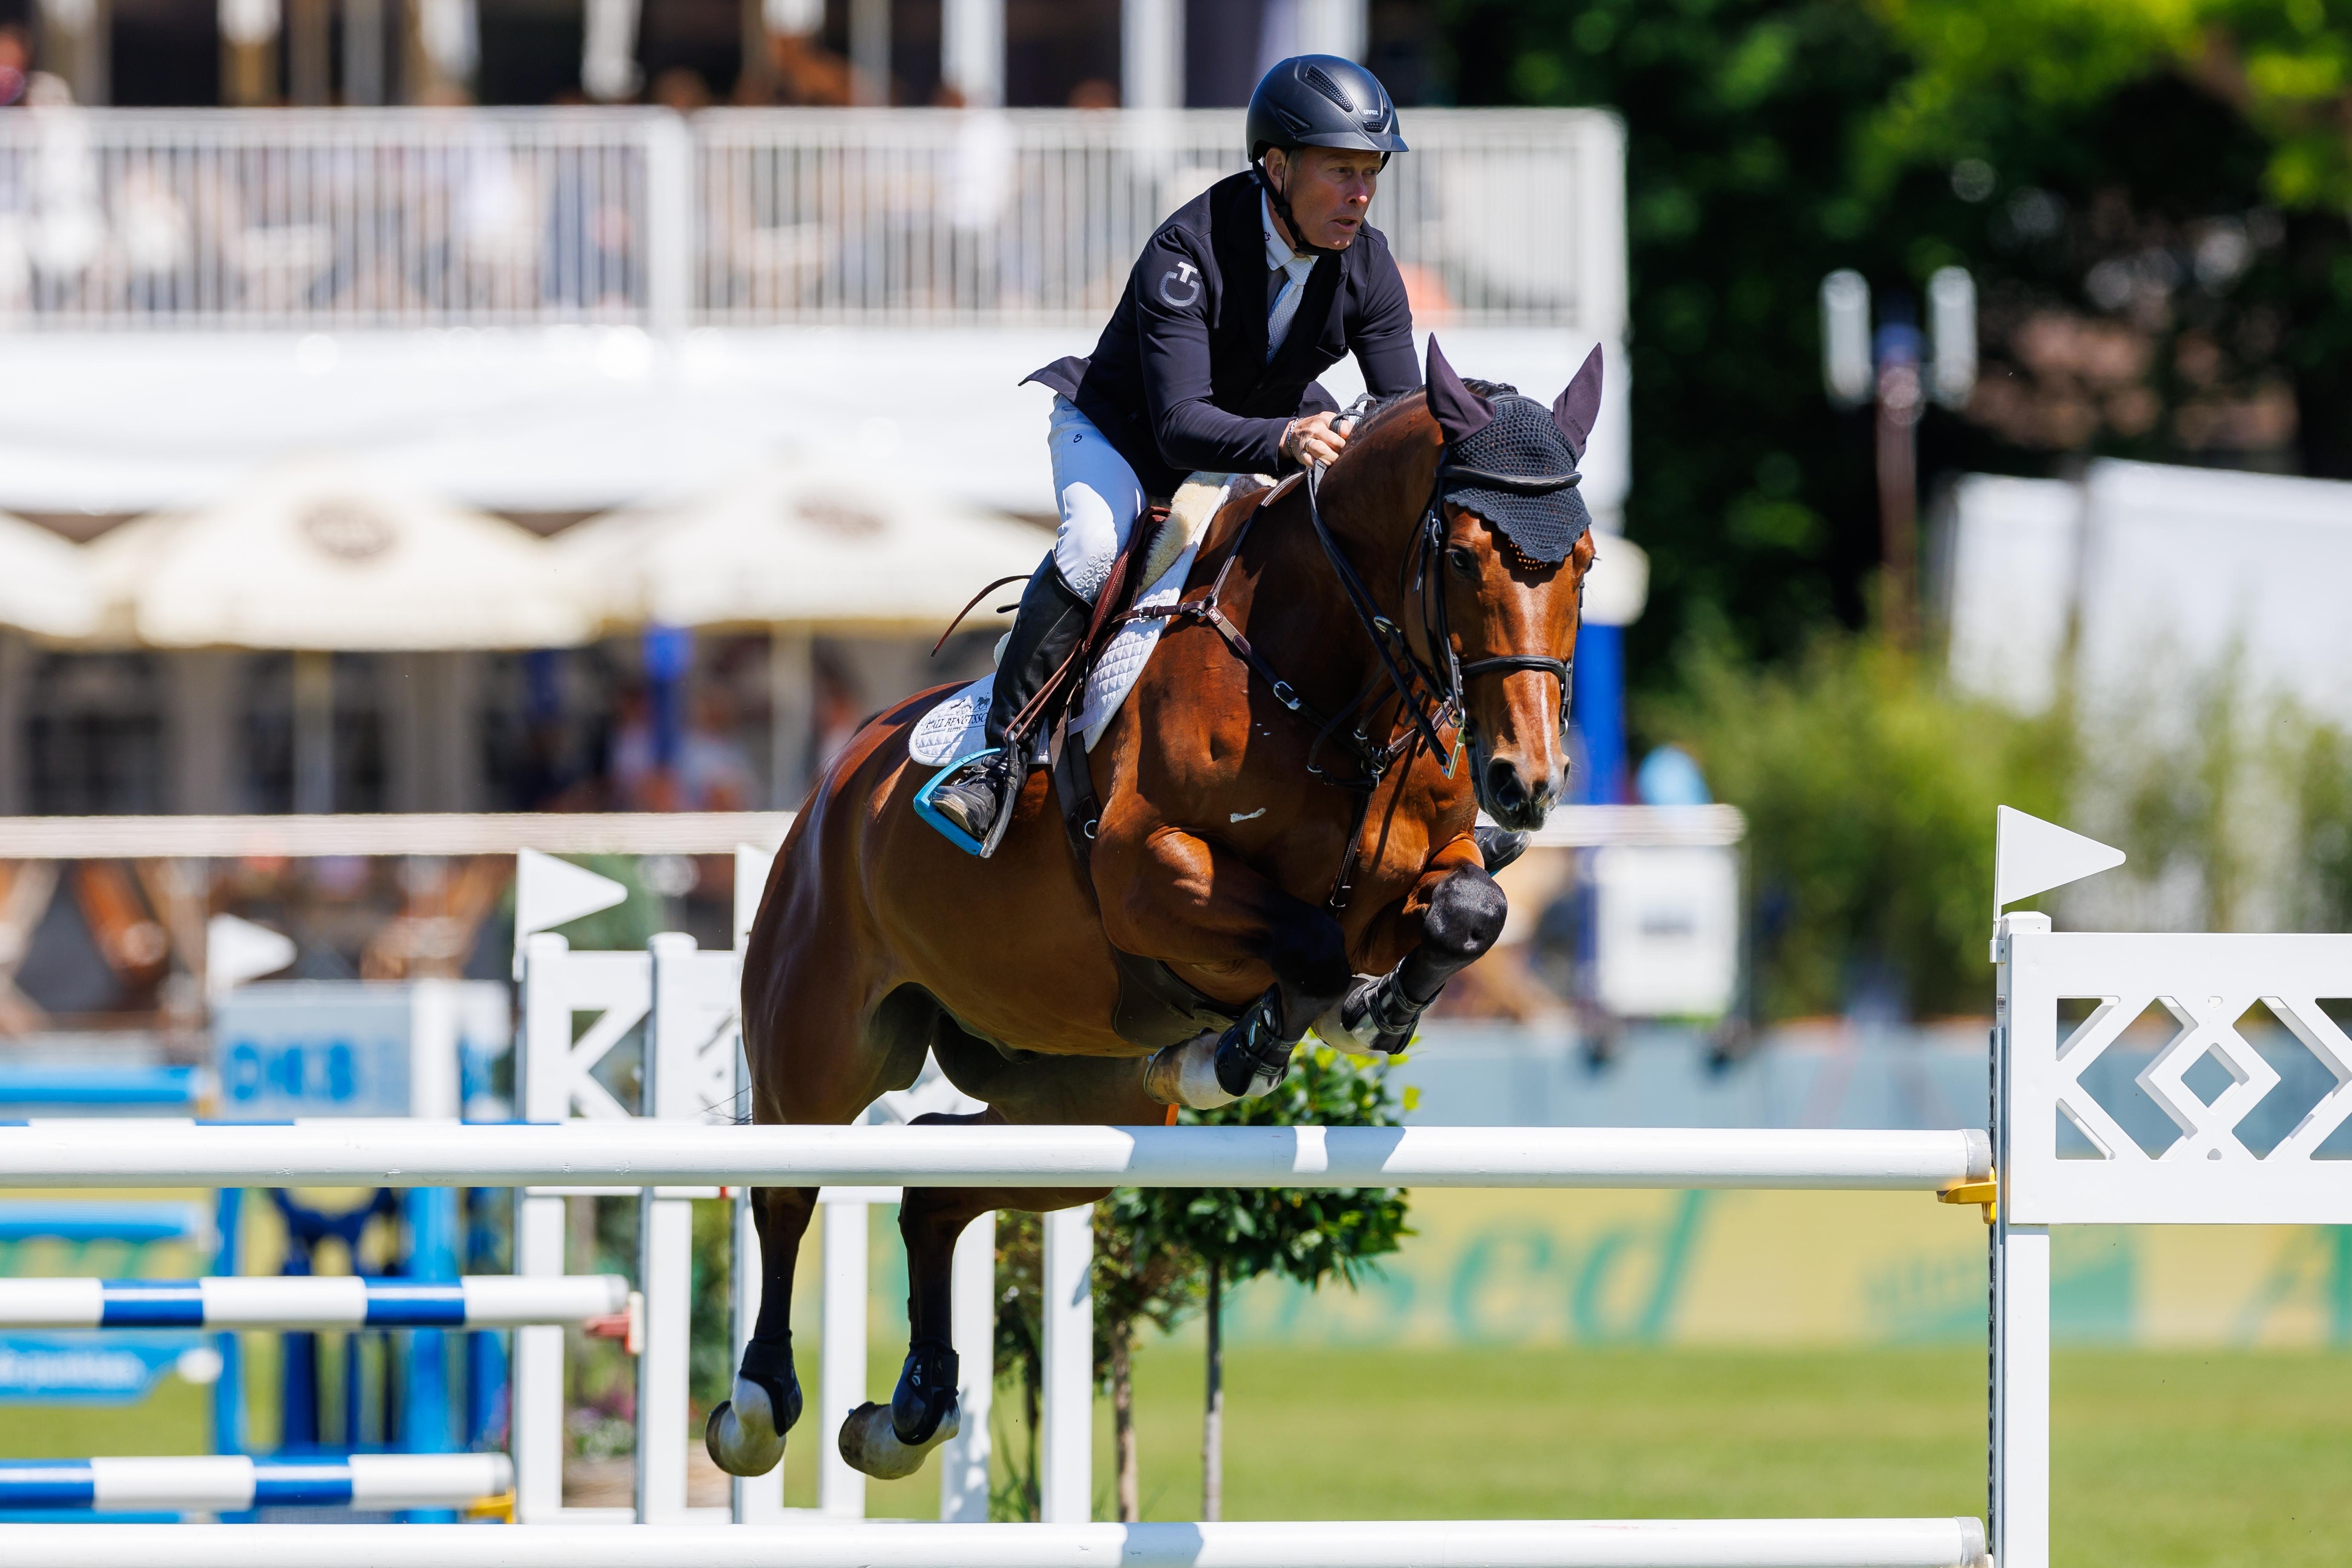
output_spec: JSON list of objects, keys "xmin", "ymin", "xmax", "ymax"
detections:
[{"xmin": 1439, "ymin": 396, "xmax": 1591, "ymax": 564}]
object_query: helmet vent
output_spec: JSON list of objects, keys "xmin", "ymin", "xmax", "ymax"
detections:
[{"xmin": 1299, "ymin": 62, "xmax": 1352, "ymax": 111}]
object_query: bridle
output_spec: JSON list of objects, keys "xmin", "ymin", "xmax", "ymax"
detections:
[{"xmin": 1125, "ymin": 402, "xmax": 1581, "ymax": 799}]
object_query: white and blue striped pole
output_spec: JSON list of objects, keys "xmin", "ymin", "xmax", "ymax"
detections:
[
  {"xmin": 0, "ymin": 1453, "xmax": 513, "ymax": 1512},
  {"xmin": 0, "ymin": 1276, "xmax": 626, "ymax": 1331}
]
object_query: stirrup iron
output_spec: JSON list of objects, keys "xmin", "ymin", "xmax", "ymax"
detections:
[{"xmin": 914, "ymin": 747, "xmax": 1005, "ymax": 858}]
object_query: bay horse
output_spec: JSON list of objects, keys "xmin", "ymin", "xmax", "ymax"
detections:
[{"xmin": 708, "ymin": 337, "xmax": 1604, "ymax": 1482}]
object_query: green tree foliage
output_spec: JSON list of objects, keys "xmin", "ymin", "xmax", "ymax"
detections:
[
  {"xmin": 1431, "ymin": 0, "xmax": 2352, "ymax": 682},
  {"xmin": 989, "ymin": 1049, "xmax": 1412, "ymax": 1520},
  {"xmin": 1649, "ymin": 635, "xmax": 2072, "ymax": 1017},
  {"xmin": 1148, "ymin": 1049, "xmax": 1415, "ymax": 1291}
]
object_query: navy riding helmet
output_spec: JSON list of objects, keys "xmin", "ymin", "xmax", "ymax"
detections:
[{"xmin": 1246, "ymin": 55, "xmax": 1409, "ymax": 166}]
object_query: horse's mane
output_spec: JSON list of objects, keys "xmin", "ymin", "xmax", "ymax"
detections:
[{"xmin": 1345, "ymin": 376, "xmax": 1520, "ymax": 440}]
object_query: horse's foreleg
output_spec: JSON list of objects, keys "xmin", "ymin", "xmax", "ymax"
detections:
[
  {"xmin": 706, "ymin": 1183, "xmax": 818, "ymax": 1476},
  {"xmin": 1319, "ymin": 836, "xmax": 1509, "ymax": 1055},
  {"xmin": 1099, "ymin": 824, "xmax": 1352, "ymax": 1102}
]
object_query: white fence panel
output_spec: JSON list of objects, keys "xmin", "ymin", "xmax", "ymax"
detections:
[{"xmin": 0, "ymin": 107, "xmax": 1623, "ymax": 334}]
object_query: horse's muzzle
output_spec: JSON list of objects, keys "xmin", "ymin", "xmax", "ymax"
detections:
[{"xmin": 1477, "ymin": 752, "xmax": 1558, "ymax": 832}]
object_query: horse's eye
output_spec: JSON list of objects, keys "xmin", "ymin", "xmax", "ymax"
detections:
[{"xmin": 1445, "ymin": 546, "xmax": 1478, "ymax": 578}]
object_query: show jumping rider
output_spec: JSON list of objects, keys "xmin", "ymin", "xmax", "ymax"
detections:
[{"xmin": 924, "ymin": 53, "xmax": 1419, "ymax": 854}]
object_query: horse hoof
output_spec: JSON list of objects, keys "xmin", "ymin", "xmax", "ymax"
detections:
[
  {"xmin": 837, "ymin": 1397, "xmax": 960, "ymax": 1480},
  {"xmin": 1145, "ymin": 1031, "xmax": 1238, "ymax": 1109},
  {"xmin": 704, "ymin": 1376, "xmax": 786, "ymax": 1476}
]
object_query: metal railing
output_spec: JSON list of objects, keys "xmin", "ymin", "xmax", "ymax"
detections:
[{"xmin": 0, "ymin": 107, "xmax": 1623, "ymax": 333}]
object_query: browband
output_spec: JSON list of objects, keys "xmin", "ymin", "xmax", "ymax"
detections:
[{"xmin": 1437, "ymin": 464, "xmax": 1583, "ymax": 495}]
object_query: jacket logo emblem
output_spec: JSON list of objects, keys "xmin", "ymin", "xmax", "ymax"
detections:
[{"xmin": 1159, "ymin": 261, "xmax": 1202, "ymax": 307}]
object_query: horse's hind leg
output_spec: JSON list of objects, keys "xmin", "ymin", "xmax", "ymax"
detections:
[
  {"xmin": 706, "ymin": 1183, "xmax": 818, "ymax": 1475},
  {"xmin": 709, "ymin": 928, "xmax": 930, "ymax": 1477},
  {"xmin": 838, "ymin": 1110, "xmax": 1113, "ymax": 1479},
  {"xmin": 839, "ymin": 1033, "xmax": 1165, "ymax": 1482}
]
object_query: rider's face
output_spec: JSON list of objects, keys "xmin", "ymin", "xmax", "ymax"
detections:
[{"xmin": 1265, "ymin": 147, "xmax": 1382, "ymax": 251}]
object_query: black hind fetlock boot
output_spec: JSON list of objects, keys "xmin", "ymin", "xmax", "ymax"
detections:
[
  {"xmin": 1212, "ymin": 986, "xmax": 1299, "ymax": 1099},
  {"xmin": 889, "ymin": 1338, "xmax": 962, "ymax": 1446},
  {"xmin": 739, "ymin": 1333, "xmax": 804, "ymax": 1433},
  {"xmin": 926, "ymin": 559, "xmax": 1094, "ymax": 857}
]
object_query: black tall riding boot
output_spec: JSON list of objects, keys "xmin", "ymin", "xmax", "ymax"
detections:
[{"xmin": 927, "ymin": 557, "xmax": 1093, "ymax": 856}]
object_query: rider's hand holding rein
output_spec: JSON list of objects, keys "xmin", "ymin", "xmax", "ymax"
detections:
[{"xmin": 1283, "ymin": 410, "xmax": 1351, "ymax": 468}]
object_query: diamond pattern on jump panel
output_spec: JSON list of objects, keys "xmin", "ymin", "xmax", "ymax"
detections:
[{"xmin": 2052, "ymin": 991, "xmax": 2352, "ymax": 1164}]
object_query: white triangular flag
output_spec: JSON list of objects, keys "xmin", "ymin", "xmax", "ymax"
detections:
[
  {"xmin": 1995, "ymin": 805, "xmax": 2124, "ymax": 910},
  {"xmin": 516, "ymin": 847, "xmax": 628, "ymax": 938},
  {"xmin": 734, "ymin": 843, "xmax": 776, "ymax": 952},
  {"xmin": 206, "ymin": 913, "xmax": 296, "ymax": 1003}
]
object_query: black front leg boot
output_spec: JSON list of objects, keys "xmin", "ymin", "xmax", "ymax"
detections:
[
  {"xmin": 889, "ymin": 1337, "xmax": 962, "ymax": 1446},
  {"xmin": 1473, "ymin": 823, "xmax": 1531, "ymax": 875},
  {"xmin": 704, "ymin": 1332, "xmax": 802, "ymax": 1476},
  {"xmin": 1213, "ymin": 987, "xmax": 1297, "ymax": 1099},
  {"xmin": 1330, "ymin": 966, "xmax": 1427, "ymax": 1055}
]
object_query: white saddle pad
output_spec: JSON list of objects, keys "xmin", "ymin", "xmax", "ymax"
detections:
[
  {"xmin": 907, "ymin": 677, "xmax": 1047, "ymax": 768},
  {"xmin": 907, "ymin": 472, "xmax": 1271, "ymax": 770}
]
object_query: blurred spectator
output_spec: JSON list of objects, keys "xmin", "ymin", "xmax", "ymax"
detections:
[
  {"xmin": 651, "ymin": 67, "xmax": 711, "ymax": 114},
  {"xmin": 679, "ymin": 688, "xmax": 756, "ymax": 811},
  {"xmin": 608, "ymin": 683, "xmax": 672, "ymax": 810},
  {"xmin": 0, "ymin": 26, "xmax": 28, "ymax": 107},
  {"xmin": 1067, "ymin": 78, "xmax": 1118, "ymax": 110},
  {"xmin": 813, "ymin": 655, "xmax": 862, "ymax": 771},
  {"xmin": 769, "ymin": 32, "xmax": 853, "ymax": 106}
]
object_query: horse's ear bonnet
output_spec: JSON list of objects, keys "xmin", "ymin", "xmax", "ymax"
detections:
[{"xmin": 1425, "ymin": 336, "xmax": 1596, "ymax": 565}]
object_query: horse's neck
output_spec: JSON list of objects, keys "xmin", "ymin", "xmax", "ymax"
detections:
[
  {"xmin": 1313, "ymin": 432, "xmax": 1431, "ymax": 628},
  {"xmin": 1228, "ymin": 453, "xmax": 1422, "ymax": 700}
]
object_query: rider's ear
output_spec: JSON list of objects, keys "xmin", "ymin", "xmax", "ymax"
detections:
[
  {"xmin": 1425, "ymin": 334, "xmax": 1494, "ymax": 445},
  {"xmin": 1552, "ymin": 344, "xmax": 1604, "ymax": 460}
]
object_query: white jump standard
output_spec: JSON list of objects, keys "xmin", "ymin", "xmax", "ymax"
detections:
[{"xmin": 0, "ymin": 1274, "xmax": 628, "ymax": 1330}]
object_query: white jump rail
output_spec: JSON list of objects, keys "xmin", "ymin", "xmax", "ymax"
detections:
[
  {"xmin": 0, "ymin": 1121, "xmax": 1990, "ymax": 1191},
  {"xmin": 0, "ymin": 1454, "xmax": 511, "ymax": 1512},
  {"xmin": 0, "ymin": 1518, "xmax": 1988, "ymax": 1567},
  {"xmin": 0, "ymin": 1273, "xmax": 627, "ymax": 1329}
]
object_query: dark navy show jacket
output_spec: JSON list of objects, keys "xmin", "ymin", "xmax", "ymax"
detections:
[{"xmin": 1024, "ymin": 170, "xmax": 1420, "ymax": 499}]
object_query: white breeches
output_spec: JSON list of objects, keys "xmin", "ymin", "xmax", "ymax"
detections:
[{"xmin": 1047, "ymin": 395, "xmax": 1146, "ymax": 603}]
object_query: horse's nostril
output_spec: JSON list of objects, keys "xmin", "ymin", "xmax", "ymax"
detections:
[{"xmin": 1483, "ymin": 756, "xmax": 1526, "ymax": 812}]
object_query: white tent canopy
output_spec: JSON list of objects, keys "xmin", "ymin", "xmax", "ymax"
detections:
[
  {"xmin": 556, "ymin": 454, "xmax": 1048, "ymax": 634},
  {"xmin": 0, "ymin": 509, "xmax": 99, "ymax": 641},
  {"xmin": 88, "ymin": 454, "xmax": 591, "ymax": 650}
]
